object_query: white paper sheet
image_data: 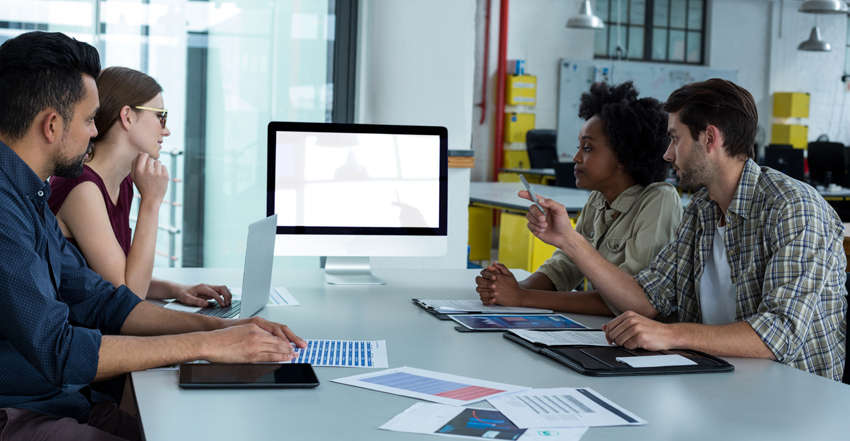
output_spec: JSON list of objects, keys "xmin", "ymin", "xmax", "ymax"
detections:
[
  {"xmin": 615, "ymin": 354, "xmax": 697, "ymax": 368},
  {"xmin": 284, "ymin": 339, "xmax": 388, "ymax": 368},
  {"xmin": 509, "ymin": 330, "xmax": 612, "ymax": 347},
  {"xmin": 380, "ymin": 402, "xmax": 588, "ymax": 441},
  {"xmin": 332, "ymin": 367, "xmax": 528, "ymax": 406},
  {"xmin": 488, "ymin": 387, "xmax": 646, "ymax": 428},
  {"xmin": 418, "ymin": 299, "xmax": 552, "ymax": 314},
  {"xmin": 269, "ymin": 286, "xmax": 300, "ymax": 306}
]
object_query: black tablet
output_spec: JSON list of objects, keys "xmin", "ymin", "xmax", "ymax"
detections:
[{"xmin": 178, "ymin": 363, "xmax": 320, "ymax": 389}]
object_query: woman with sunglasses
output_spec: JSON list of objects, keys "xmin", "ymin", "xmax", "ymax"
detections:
[{"xmin": 49, "ymin": 66, "xmax": 231, "ymax": 307}]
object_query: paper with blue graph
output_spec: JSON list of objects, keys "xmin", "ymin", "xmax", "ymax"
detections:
[
  {"xmin": 380, "ymin": 402, "xmax": 587, "ymax": 441},
  {"xmin": 285, "ymin": 339, "xmax": 388, "ymax": 368},
  {"xmin": 332, "ymin": 367, "xmax": 527, "ymax": 406}
]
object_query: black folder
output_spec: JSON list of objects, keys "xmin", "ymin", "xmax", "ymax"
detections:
[{"xmin": 504, "ymin": 332, "xmax": 734, "ymax": 376}]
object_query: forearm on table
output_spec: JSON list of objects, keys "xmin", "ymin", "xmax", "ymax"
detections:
[
  {"xmin": 519, "ymin": 289, "xmax": 613, "ymax": 316},
  {"xmin": 96, "ymin": 331, "xmax": 208, "ymax": 380},
  {"xmin": 123, "ymin": 201, "xmax": 159, "ymax": 298},
  {"xmin": 120, "ymin": 301, "xmax": 225, "ymax": 336},
  {"xmin": 558, "ymin": 232, "xmax": 656, "ymax": 316},
  {"xmin": 671, "ymin": 321, "xmax": 775, "ymax": 359},
  {"xmin": 146, "ymin": 279, "xmax": 179, "ymax": 300},
  {"xmin": 519, "ymin": 272, "xmax": 556, "ymax": 291}
]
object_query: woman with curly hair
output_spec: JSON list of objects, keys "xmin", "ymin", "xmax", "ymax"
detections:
[{"xmin": 475, "ymin": 81, "xmax": 682, "ymax": 315}]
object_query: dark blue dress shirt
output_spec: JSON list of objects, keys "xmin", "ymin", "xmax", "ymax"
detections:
[{"xmin": 0, "ymin": 141, "xmax": 142, "ymax": 422}]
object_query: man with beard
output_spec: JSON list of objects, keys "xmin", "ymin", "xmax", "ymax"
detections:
[
  {"xmin": 523, "ymin": 79, "xmax": 846, "ymax": 381},
  {"xmin": 0, "ymin": 32, "xmax": 305, "ymax": 439}
]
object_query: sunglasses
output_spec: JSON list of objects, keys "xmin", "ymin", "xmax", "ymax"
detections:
[{"xmin": 134, "ymin": 105, "xmax": 168, "ymax": 128}]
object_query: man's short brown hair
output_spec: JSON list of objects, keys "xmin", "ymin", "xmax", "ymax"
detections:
[{"xmin": 664, "ymin": 78, "xmax": 758, "ymax": 159}]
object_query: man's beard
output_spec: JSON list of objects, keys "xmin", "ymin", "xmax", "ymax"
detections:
[
  {"xmin": 677, "ymin": 165, "xmax": 705, "ymax": 192},
  {"xmin": 676, "ymin": 143, "xmax": 710, "ymax": 193},
  {"xmin": 53, "ymin": 141, "xmax": 92, "ymax": 179}
]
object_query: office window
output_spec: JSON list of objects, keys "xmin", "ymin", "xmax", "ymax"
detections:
[
  {"xmin": 593, "ymin": 0, "xmax": 706, "ymax": 65},
  {"xmin": 0, "ymin": 0, "xmax": 357, "ymax": 268}
]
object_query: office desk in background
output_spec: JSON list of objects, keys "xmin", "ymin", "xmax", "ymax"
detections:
[
  {"xmin": 468, "ymin": 182, "xmax": 590, "ymax": 269},
  {"xmin": 499, "ymin": 167, "xmax": 556, "ymax": 185},
  {"xmin": 133, "ymin": 267, "xmax": 850, "ymax": 441}
]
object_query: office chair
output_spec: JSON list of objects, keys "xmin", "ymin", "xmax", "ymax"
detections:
[
  {"xmin": 553, "ymin": 162, "xmax": 577, "ymax": 188},
  {"xmin": 526, "ymin": 129, "xmax": 558, "ymax": 169}
]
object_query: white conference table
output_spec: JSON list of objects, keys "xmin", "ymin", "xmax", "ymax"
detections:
[{"xmin": 133, "ymin": 267, "xmax": 850, "ymax": 441}]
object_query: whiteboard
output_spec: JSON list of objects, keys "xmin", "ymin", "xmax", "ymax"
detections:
[{"xmin": 556, "ymin": 59, "xmax": 737, "ymax": 160}]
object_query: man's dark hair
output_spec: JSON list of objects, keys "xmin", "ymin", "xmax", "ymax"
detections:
[
  {"xmin": 0, "ymin": 31, "xmax": 101, "ymax": 141},
  {"xmin": 579, "ymin": 81, "xmax": 669, "ymax": 186},
  {"xmin": 663, "ymin": 78, "xmax": 757, "ymax": 159}
]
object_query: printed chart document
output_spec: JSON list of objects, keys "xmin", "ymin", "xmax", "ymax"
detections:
[
  {"xmin": 333, "ymin": 367, "xmax": 527, "ymax": 406},
  {"xmin": 380, "ymin": 402, "xmax": 587, "ymax": 441},
  {"xmin": 488, "ymin": 387, "xmax": 645, "ymax": 428},
  {"xmin": 285, "ymin": 339, "xmax": 388, "ymax": 368},
  {"xmin": 417, "ymin": 299, "xmax": 552, "ymax": 314},
  {"xmin": 509, "ymin": 330, "xmax": 612, "ymax": 347}
]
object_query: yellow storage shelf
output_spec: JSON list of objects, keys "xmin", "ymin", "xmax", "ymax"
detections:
[
  {"xmin": 498, "ymin": 172, "xmax": 543, "ymax": 183},
  {"xmin": 771, "ymin": 124, "xmax": 808, "ymax": 149},
  {"xmin": 468, "ymin": 206, "xmax": 493, "ymax": 261},
  {"xmin": 506, "ymin": 74, "xmax": 537, "ymax": 107},
  {"xmin": 504, "ymin": 112, "xmax": 535, "ymax": 143},
  {"xmin": 503, "ymin": 149, "xmax": 530, "ymax": 169},
  {"xmin": 773, "ymin": 92, "xmax": 810, "ymax": 118},
  {"xmin": 496, "ymin": 211, "xmax": 574, "ymax": 273}
]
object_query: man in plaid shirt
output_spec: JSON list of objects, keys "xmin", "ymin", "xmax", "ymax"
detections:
[{"xmin": 518, "ymin": 79, "xmax": 846, "ymax": 380}]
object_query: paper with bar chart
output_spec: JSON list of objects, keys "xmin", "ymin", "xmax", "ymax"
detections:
[
  {"xmin": 332, "ymin": 367, "xmax": 527, "ymax": 406},
  {"xmin": 487, "ymin": 387, "xmax": 646, "ymax": 428},
  {"xmin": 380, "ymin": 402, "xmax": 588, "ymax": 441},
  {"xmin": 284, "ymin": 339, "xmax": 388, "ymax": 368}
]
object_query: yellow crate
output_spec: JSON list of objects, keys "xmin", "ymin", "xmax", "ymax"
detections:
[
  {"xmin": 773, "ymin": 92, "xmax": 810, "ymax": 118},
  {"xmin": 497, "ymin": 211, "xmax": 574, "ymax": 273},
  {"xmin": 507, "ymin": 74, "xmax": 537, "ymax": 107},
  {"xmin": 497, "ymin": 172, "xmax": 543, "ymax": 183},
  {"xmin": 504, "ymin": 112, "xmax": 535, "ymax": 143},
  {"xmin": 468, "ymin": 206, "xmax": 493, "ymax": 261},
  {"xmin": 503, "ymin": 149, "xmax": 530, "ymax": 169},
  {"xmin": 771, "ymin": 124, "xmax": 808, "ymax": 149}
]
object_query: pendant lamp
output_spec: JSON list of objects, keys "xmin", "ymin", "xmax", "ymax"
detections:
[
  {"xmin": 798, "ymin": 26, "xmax": 832, "ymax": 51},
  {"xmin": 567, "ymin": 0, "xmax": 604, "ymax": 29}
]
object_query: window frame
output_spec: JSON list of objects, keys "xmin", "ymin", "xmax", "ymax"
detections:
[{"xmin": 593, "ymin": 0, "xmax": 707, "ymax": 65}]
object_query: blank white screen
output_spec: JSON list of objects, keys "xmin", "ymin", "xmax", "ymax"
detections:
[{"xmin": 274, "ymin": 131, "xmax": 441, "ymax": 228}]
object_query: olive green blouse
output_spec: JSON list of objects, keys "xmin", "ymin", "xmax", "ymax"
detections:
[{"xmin": 536, "ymin": 182, "xmax": 683, "ymax": 291}]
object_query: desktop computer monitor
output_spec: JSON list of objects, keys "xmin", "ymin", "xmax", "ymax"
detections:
[
  {"xmin": 807, "ymin": 141, "xmax": 848, "ymax": 187},
  {"xmin": 762, "ymin": 144, "xmax": 804, "ymax": 182},
  {"xmin": 267, "ymin": 122, "xmax": 448, "ymax": 285}
]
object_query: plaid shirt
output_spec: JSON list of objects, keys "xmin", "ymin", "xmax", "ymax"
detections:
[{"xmin": 636, "ymin": 160, "xmax": 847, "ymax": 380}]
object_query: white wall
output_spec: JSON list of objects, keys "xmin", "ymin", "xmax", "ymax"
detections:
[
  {"xmin": 357, "ymin": 0, "xmax": 476, "ymax": 269},
  {"xmin": 471, "ymin": 0, "xmax": 595, "ymax": 181},
  {"xmin": 768, "ymin": 0, "xmax": 850, "ymax": 144},
  {"xmin": 471, "ymin": 0, "xmax": 850, "ymax": 181},
  {"xmin": 707, "ymin": 0, "xmax": 773, "ymax": 144}
]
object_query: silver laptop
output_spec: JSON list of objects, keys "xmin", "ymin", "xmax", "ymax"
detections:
[{"xmin": 165, "ymin": 214, "xmax": 277, "ymax": 319}]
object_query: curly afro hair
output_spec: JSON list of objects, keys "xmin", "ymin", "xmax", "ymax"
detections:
[{"xmin": 578, "ymin": 81, "xmax": 669, "ymax": 186}]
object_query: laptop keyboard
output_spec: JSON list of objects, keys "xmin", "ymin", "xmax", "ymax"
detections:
[{"xmin": 198, "ymin": 299, "xmax": 242, "ymax": 319}]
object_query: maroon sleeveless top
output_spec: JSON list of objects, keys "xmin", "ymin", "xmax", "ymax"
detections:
[{"xmin": 48, "ymin": 165, "xmax": 134, "ymax": 256}]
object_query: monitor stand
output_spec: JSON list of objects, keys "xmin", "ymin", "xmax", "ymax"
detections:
[{"xmin": 324, "ymin": 257, "xmax": 385, "ymax": 285}]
